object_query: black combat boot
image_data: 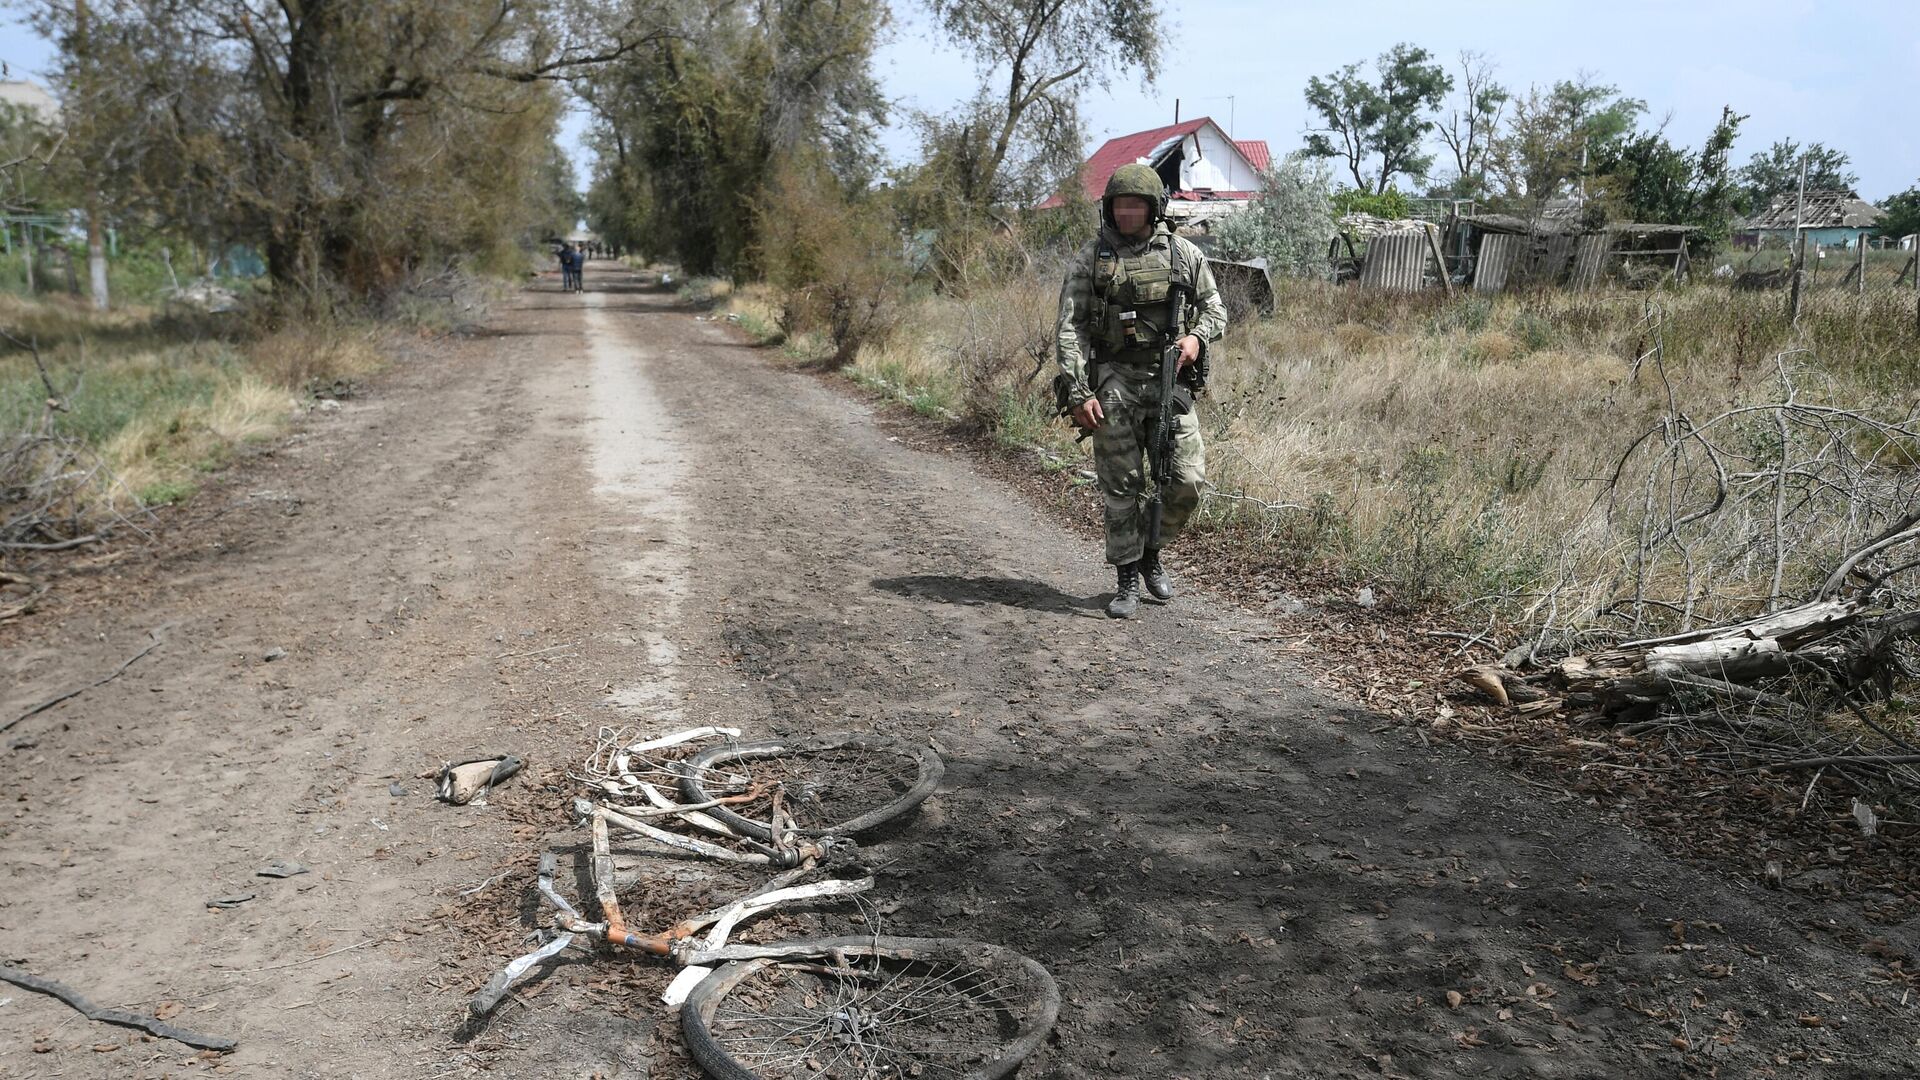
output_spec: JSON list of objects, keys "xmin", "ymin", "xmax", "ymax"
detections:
[
  {"xmin": 1140, "ymin": 548, "xmax": 1173, "ymax": 602},
  {"xmin": 1106, "ymin": 562, "xmax": 1141, "ymax": 619}
]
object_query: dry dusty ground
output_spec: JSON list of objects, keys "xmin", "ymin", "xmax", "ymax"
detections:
[{"xmin": 2, "ymin": 264, "xmax": 1916, "ymax": 1078}]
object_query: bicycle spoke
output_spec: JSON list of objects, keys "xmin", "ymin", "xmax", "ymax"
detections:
[{"xmin": 703, "ymin": 956, "xmax": 1027, "ymax": 1079}]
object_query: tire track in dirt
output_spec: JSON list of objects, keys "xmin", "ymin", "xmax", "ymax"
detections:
[{"xmin": 581, "ymin": 291, "xmax": 694, "ymax": 730}]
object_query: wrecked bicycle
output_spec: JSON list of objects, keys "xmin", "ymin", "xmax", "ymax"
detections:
[{"xmin": 470, "ymin": 727, "xmax": 1061, "ymax": 1080}]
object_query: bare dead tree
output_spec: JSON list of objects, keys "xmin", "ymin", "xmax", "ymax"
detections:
[
  {"xmin": 1464, "ymin": 345, "xmax": 1920, "ymax": 788},
  {"xmin": 1435, "ymin": 50, "xmax": 1507, "ymax": 196}
]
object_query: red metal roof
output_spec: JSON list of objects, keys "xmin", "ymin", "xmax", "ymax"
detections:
[
  {"xmin": 1073, "ymin": 118, "xmax": 1211, "ymax": 201},
  {"xmin": 1039, "ymin": 117, "xmax": 1264, "ymax": 209}
]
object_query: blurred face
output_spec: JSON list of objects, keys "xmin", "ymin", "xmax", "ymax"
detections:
[{"xmin": 1110, "ymin": 195, "xmax": 1153, "ymax": 237}]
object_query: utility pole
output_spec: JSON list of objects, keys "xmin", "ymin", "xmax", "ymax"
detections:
[{"xmin": 1788, "ymin": 155, "xmax": 1808, "ymax": 325}]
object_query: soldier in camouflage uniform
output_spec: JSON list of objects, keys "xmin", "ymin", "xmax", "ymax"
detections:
[{"xmin": 1056, "ymin": 163, "xmax": 1228, "ymax": 618}]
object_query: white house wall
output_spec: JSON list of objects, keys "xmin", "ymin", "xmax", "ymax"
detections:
[{"xmin": 1177, "ymin": 126, "xmax": 1256, "ymax": 192}]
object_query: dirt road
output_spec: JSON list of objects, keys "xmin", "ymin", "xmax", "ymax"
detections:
[{"xmin": 3, "ymin": 267, "xmax": 1914, "ymax": 1078}]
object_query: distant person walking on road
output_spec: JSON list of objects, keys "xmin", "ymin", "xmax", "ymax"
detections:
[{"xmin": 558, "ymin": 243, "xmax": 583, "ymax": 292}]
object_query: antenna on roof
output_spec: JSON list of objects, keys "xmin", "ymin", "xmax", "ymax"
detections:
[{"xmin": 1174, "ymin": 98, "xmax": 1180, "ymax": 125}]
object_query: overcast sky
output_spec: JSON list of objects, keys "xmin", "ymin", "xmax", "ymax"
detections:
[{"xmin": 7, "ymin": 1, "xmax": 1915, "ymax": 199}]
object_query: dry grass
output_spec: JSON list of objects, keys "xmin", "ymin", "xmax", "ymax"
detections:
[
  {"xmin": 2, "ymin": 294, "xmax": 390, "ymax": 512},
  {"xmin": 727, "ymin": 270, "xmax": 1920, "ymax": 622},
  {"xmin": 246, "ymin": 322, "xmax": 385, "ymax": 389},
  {"xmin": 103, "ymin": 375, "xmax": 295, "ymax": 506}
]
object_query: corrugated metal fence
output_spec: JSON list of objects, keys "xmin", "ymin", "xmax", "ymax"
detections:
[{"xmin": 1358, "ymin": 230, "xmax": 1434, "ymax": 292}]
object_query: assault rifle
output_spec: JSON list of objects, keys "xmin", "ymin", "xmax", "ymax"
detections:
[{"xmin": 1145, "ymin": 271, "xmax": 1190, "ymax": 552}]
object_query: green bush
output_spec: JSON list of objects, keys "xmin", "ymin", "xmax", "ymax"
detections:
[
  {"xmin": 1331, "ymin": 187, "xmax": 1411, "ymax": 220},
  {"xmin": 756, "ymin": 155, "xmax": 908, "ymax": 367},
  {"xmin": 1429, "ymin": 296, "xmax": 1493, "ymax": 335},
  {"xmin": 1212, "ymin": 155, "xmax": 1338, "ymax": 277}
]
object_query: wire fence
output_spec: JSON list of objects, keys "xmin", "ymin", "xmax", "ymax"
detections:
[{"xmin": 1721, "ymin": 238, "xmax": 1918, "ymax": 299}]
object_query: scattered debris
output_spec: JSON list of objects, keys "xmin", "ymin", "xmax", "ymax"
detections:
[
  {"xmin": 309, "ymin": 378, "xmax": 356, "ymax": 401},
  {"xmin": 388, "ymin": 781, "xmax": 409, "ymax": 797},
  {"xmin": 206, "ymin": 894, "xmax": 254, "ymax": 909},
  {"xmin": 0, "ymin": 966, "xmax": 236, "ymax": 1052},
  {"xmin": 490, "ymin": 641, "xmax": 574, "ymax": 662},
  {"xmin": 1853, "ymin": 799, "xmax": 1879, "ymax": 840},
  {"xmin": 1, "ymin": 570, "xmax": 48, "ymax": 623},
  {"xmin": 438, "ymin": 755, "xmax": 525, "ymax": 806},
  {"xmin": 262, "ymin": 647, "xmax": 287, "ymax": 662},
  {"xmin": 257, "ymin": 860, "xmax": 309, "ymax": 879},
  {"xmin": 162, "ymin": 279, "xmax": 240, "ymax": 315}
]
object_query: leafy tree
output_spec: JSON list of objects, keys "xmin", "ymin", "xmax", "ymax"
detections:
[
  {"xmin": 1686, "ymin": 106, "xmax": 1746, "ymax": 249},
  {"xmin": 1487, "ymin": 75, "xmax": 1644, "ymax": 208},
  {"xmin": 920, "ymin": 0, "xmax": 1164, "ymax": 209},
  {"xmin": 1212, "ymin": 155, "xmax": 1336, "ymax": 277},
  {"xmin": 1735, "ymin": 139, "xmax": 1859, "ymax": 212},
  {"xmin": 581, "ymin": 0, "xmax": 888, "ymax": 277},
  {"xmin": 1593, "ymin": 133, "xmax": 1693, "ymax": 223},
  {"xmin": 1587, "ymin": 106, "xmax": 1744, "ymax": 248},
  {"xmin": 885, "ymin": 84, "xmax": 1087, "ymax": 289},
  {"xmin": 1879, "ymin": 183, "xmax": 1920, "ymax": 240},
  {"xmin": 24, "ymin": 0, "xmax": 670, "ymax": 306},
  {"xmin": 755, "ymin": 150, "xmax": 908, "ymax": 365},
  {"xmin": 1302, "ymin": 43, "xmax": 1452, "ymax": 195},
  {"xmin": 1434, "ymin": 50, "xmax": 1507, "ymax": 199}
]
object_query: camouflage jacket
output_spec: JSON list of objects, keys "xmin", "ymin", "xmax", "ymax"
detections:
[{"xmin": 1055, "ymin": 223, "xmax": 1228, "ymax": 407}]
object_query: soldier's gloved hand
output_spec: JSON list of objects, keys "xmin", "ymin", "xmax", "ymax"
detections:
[
  {"xmin": 1071, "ymin": 396, "xmax": 1105, "ymax": 431},
  {"xmin": 1176, "ymin": 335, "xmax": 1203, "ymax": 370}
]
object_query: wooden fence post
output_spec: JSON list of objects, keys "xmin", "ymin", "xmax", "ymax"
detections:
[
  {"xmin": 1856, "ymin": 236, "xmax": 1869, "ymax": 298},
  {"xmin": 1424, "ymin": 224, "xmax": 1452, "ymax": 295},
  {"xmin": 1788, "ymin": 158, "xmax": 1807, "ymax": 326},
  {"xmin": 1788, "ymin": 232, "xmax": 1804, "ymax": 325}
]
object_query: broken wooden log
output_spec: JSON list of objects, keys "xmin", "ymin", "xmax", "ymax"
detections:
[{"xmin": 1455, "ymin": 596, "xmax": 1918, "ymax": 721}]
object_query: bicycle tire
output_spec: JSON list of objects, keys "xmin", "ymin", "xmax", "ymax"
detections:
[
  {"xmin": 680, "ymin": 935, "xmax": 1059, "ymax": 1080},
  {"xmin": 677, "ymin": 734, "xmax": 942, "ymax": 841}
]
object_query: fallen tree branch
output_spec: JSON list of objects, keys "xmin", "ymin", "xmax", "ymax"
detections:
[
  {"xmin": 0, "ymin": 965, "xmax": 236, "ymax": 1051},
  {"xmin": 0, "ymin": 533, "xmax": 101, "ymax": 552},
  {"xmin": 1746, "ymin": 752, "xmax": 1920, "ymax": 773},
  {"xmin": 3, "ymin": 628, "xmax": 166, "ymax": 733}
]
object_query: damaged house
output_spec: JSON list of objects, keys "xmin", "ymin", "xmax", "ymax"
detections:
[
  {"xmin": 1041, "ymin": 116, "xmax": 1269, "ymax": 228},
  {"xmin": 1735, "ymin": 189, "xmax": 1884, "ymax": 250}
]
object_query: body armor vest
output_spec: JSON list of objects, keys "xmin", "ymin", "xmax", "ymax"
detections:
[{"xmin": 1088, "ymin": 231, "xmax": 1193, "ymax": 358}]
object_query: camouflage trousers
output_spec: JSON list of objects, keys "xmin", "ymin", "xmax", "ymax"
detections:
[{"xmin": 1092, "ymin": 370, "xmax": 1205, "ymax": 566}]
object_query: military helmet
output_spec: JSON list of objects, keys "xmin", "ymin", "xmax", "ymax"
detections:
[{"xmin": 1102, "ymin": 162, "xmax": 1167, "ymax": 226}]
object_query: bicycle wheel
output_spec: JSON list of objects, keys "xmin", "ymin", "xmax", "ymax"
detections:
[
  {"xmin": 678, "ymin": 734, "xmax": 942, "ymax": 841},
  {"xmin": 681, "ymin": 936, "xmax": 1059, "ymax": 1080}
]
